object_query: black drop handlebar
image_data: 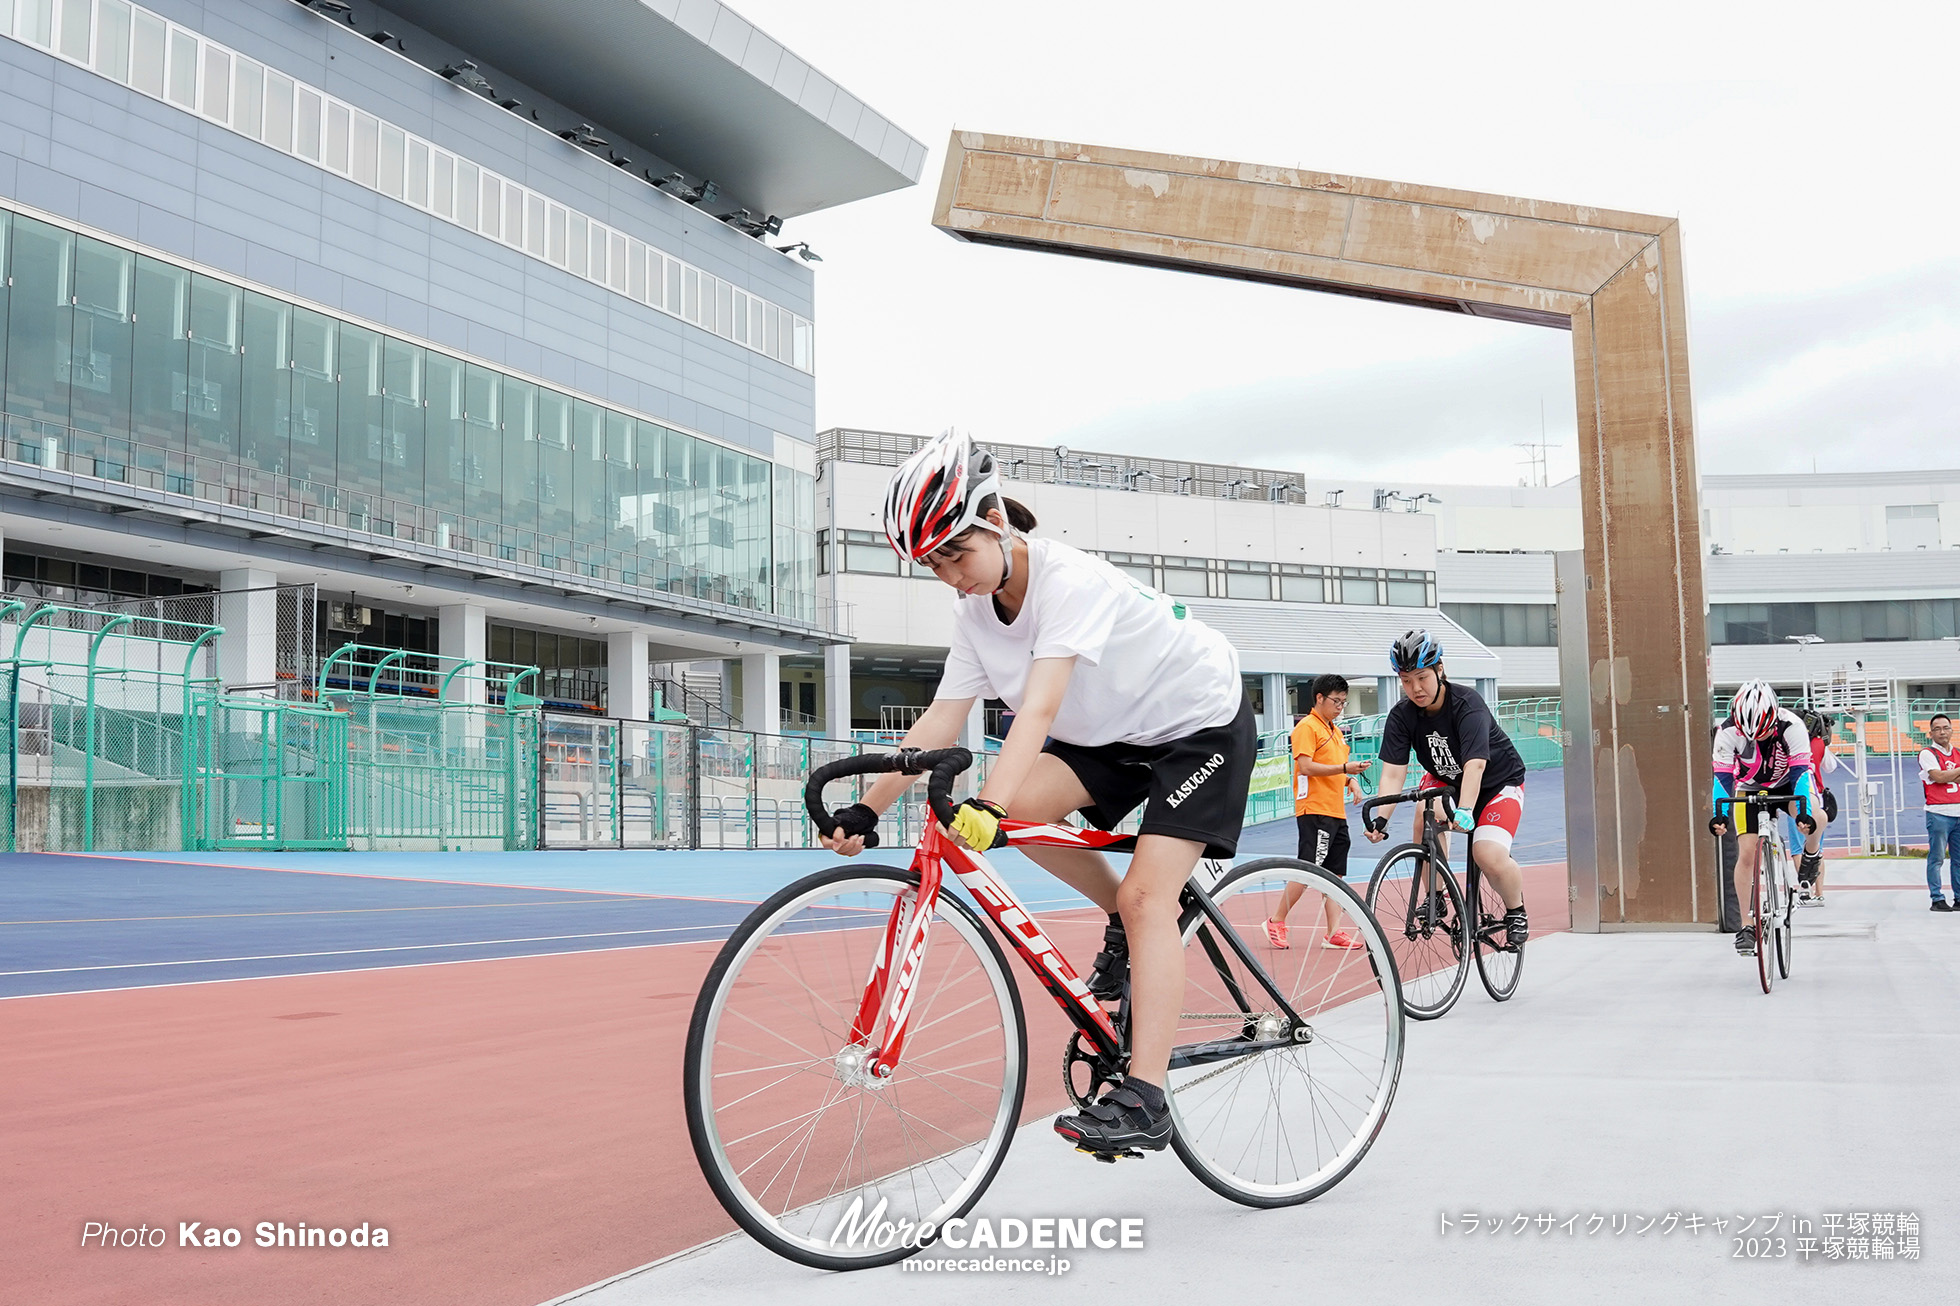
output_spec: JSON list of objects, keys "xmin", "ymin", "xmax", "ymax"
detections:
[
  {"xmin": 804, "ymin": 748, "xmax": 976, "ymax": 848},
  {"xmin": 1359, "ymin": 787, "xmax": 1457, "ymax": 835}
]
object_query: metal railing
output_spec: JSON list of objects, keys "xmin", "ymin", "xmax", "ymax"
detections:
[{"xmin": 0, "ymin": 414, "xmax": 851, "ymax": 637}]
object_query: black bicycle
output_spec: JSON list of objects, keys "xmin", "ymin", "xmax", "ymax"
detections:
[{"xmin": 1359, "ymin": 789, "xmax": 1524, "ymax": 1019}]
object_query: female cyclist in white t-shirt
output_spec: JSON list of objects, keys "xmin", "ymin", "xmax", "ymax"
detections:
[{"xmin": 819, "ymin": 431, "xmax": 1257, "ymax": 1159}]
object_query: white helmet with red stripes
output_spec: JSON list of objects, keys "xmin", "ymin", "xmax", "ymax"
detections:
[
  {"xmin": 881, "ymin": 430, "xmax": 1006, "ymax": 561},
  {"xmin": 1730, "ymin": 679, "xmax": 1780, "ymax": 740}
]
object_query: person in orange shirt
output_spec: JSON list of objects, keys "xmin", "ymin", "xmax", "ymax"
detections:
[{"xmin": 1267, "ymin": 674, "xmax": 1371, "ymax": 950}]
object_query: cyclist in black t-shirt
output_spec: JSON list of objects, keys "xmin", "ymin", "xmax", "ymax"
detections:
[{"xmin": 1364, "ymin": 630, "xmax": 1531, "ymax": 947}]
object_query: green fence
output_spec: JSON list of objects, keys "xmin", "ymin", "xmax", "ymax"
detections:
[
  {"xmin": 188, "ymin": 695, "xmax": 348, "ymax": 850},
  {"xmin": 1, "ymin": 600, "xmax": 219, "ymax": 853}
]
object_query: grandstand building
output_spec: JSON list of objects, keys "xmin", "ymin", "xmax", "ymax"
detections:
[{"xmin": 0, "ymin": 0, "xmax": 918, "ymax": 727}]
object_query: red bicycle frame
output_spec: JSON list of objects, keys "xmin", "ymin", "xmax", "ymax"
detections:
[{"xmin": 849, "ymin": 819, "xmax": 1138, "ymax": 1079}]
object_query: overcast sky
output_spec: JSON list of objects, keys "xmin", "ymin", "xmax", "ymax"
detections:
[{"xmin": 731, "ymin": 0, "xmax": 1960, "ymax": 485}]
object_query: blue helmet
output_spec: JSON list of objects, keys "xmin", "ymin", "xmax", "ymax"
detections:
[{"xmin": 1389, "ymin": 629, "xmax": 1443, "ymax": 673}]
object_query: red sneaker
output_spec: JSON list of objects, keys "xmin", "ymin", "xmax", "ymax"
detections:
[
  {"xmin": 1322, "ymin": 929, "xmax": 1366, "ymax": 951},
  {"xmin": 1264, "ymin": 919, "xmax": 1289, "ymax": 949}
]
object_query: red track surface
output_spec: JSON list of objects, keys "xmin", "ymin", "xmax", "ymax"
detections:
[
  {"xmin": 4, "ymin": 873, "xmax": 1568, "ymax": 1305},
  {"xmin": 2, "ymin": 918, "xmax": 1102, "ymax": 1306}
]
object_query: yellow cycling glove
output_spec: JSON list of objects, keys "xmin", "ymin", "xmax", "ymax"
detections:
[{"xmin": 950, "ymin": 798, "xmax": 1009, "ymax": 851}]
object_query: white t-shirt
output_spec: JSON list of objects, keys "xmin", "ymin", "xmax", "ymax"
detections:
[
  {"xmin": 1920, "ymin": 747, "xmax": 1960, "ymax": 817},
  {"xmin": 935, "ymin": 536, "xmax": 1243, "ymax": 748}
]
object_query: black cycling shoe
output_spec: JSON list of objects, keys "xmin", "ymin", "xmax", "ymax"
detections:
[
  {"xmin": 1734, "ymin": 928, "xmax": 1756, "ymax": 956},
  {"xmin": 1798, "ymin": 854, "xmax": 1821, "ymax": 889},
  {"xmin": 1087, "ymin": 916, "xmax": 1129, "ymax": 1001},
  {"xmin": 1409, "ymin": 893, "xmax": 1442, "ymax": 926},
  {"xmin": 1054, "ymin": 1082, "xmax": 1171, "ymax": 1160},
  {"xmin": 1503, "ymin": 906, "xmax": 1530, "ymax": 948}
]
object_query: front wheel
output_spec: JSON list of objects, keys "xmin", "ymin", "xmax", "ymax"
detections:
[
  {"xmin": 684, "ymin": 865, "xmax": 1027, "ymax": 1270},
  {"xmin": 1167, "ymin": 857, "xmax": 1406, "ymax": 1207},
  {"xmin": 1365, "ymin": 844, "xmax": 1470, "ymax": 1020},
  {"xmin": 1753, "ymin": 863, "xmax": 1775, "ymax": 995},
  {"xmin": 1773, "ymin": 849, "xmax": 1794, "ymax": 981}
]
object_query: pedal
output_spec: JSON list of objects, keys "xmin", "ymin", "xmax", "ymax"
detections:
[{"xmin": 1074, "ymin": 1146, "xmax": 1142, "ymax": 1163}]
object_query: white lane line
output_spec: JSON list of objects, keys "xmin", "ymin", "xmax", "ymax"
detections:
[{"xmin": 0, "ymin": 924, "xmax": 739, "ymax": 976}]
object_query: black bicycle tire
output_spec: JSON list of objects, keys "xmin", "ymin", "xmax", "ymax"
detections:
[
  {"xmin": 1775, "ymin": 851, "xmax": 1794, "ymax": 981},
  {"xmin": 682, "ymin": 863, "xmax": 1029, "ymax": 1271},
  {"xmin": 1168, "ymin": 857, "xmax": 1406, "ymax": 1208},
  {"xmin": 1753, "ymin": 863, "xmax": 1774, "ymax": 994},
  {"xmin": 1470, "ymin": 866, "xmax": 1526, "ymax": 1002},
  {"xmin": 1364, "ymin": 843, "xmax": 1470, "ymax": 1020}
]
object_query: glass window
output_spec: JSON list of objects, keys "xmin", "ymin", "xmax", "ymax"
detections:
[
  {"xmin": 430, "ymin": 149, "xmax": 454, "ymax": 218},
  {"xmin": 239, "ymin": 290, "xmax": 291, "ymax": 475},
  {"xmin": 233, "ymin": 57, "xmax": 263, "ymax": 140},
  {"xmin": 4, "ymin": 215, "xmax": 75, "ymax": 431},
  {"xmin": 547, "ymin": 204, "xmax": 567, "ymax": 266},
  {"xmin": 287, "ymin": 306, "xmax": 337, "ymax": 485},
  {"xmin": 324, "ymin": 101, "xmax": 349, "ymax": 173},
  {"xmin": 683, "ymin": 267, "xmax": 699, "ymax": 322},
  {"xmin": 264, "ymin": 72, "xmax": 295, "ymax": 152},
  {"xmin": 793, "ymin": 317, "xmax": 811, "ymax": 371},
  {"xmin": 601, "ymin": 409, "xmax": 638, "ymax": 578},
  {"xmin": 460, "ymin": 364, "xmax": 501, "ymax": 535},
  {"xmin": 1224, "ymin": 562, "xmax": 1270, "ymax": 601},
  {"xmin": 748, "ymin": 296, "xmax": 763, "ymax": 348},
  {"xmin": 93, "ymin": 0, "xmax": 131, "ymax": 81},
  {"xmin": 570, "ymin": 399, "xmax": 604, "ymax": 551},
  {"xmin": 185, "ymin": 274, "xmax": 241, "ymax": 465},
  {"xmin": 565, "ymin": 213, "xmax": 586, "ymax": 278},
  {"xmin": 714, "ymin": 279, "xmax": 733, "ymax": 338},
  {"xmin": 67, "ymin": 235, "xmax": 134, "ymax": 444},
  {"xmin": 637, "ymin": 420, "xmax": 677, "ymax": 585},
  {"xmin": 536, "ymin": 389, "xmax": 574, "ymax": 552},
  {"xmin": 1278, "ymin": 566, "xmax": 1322, "ymax": 603},
  {"xmin": 843, "ymin": 529, "xmax": 899, "ymax": 576},
  {"xmin": 608, "ymin": 232, "xmax": 628, "ymax": 293},
  {"xmin": 56, "ymin": 0, "xmax": 89, "ymax": 62},
  {"xmin": 503, "ymin": 185, "xmax": 523, "ymax": 249},
  {"xmin": 165, "ymin": 27, "xmax": 196, "ymax": 109},
  {"xmin": 455, "ymin": 160, "xmax": 478, "ymax": 229},
  {"xmin": 666, "ymin": 258, "xmax": 682, "ymax": 314},
  {"xmin": 476, "ymin": 173, "xmax": 500, "ymax": 239},
  {"xmin": 15, "ymin": 0, "xmax": 52, "ymax": 47},
  {"xmin": 422, "ymin": 350, "xmax": 465, "ymax": 541},
  {"xmin": 377, "ymin": 124, "xmax": 405, "ymax": 199},
  {"xmin": 128, "ymin": 7, "xmax": 164, "ymax": 95},
  {"xmin": 525, "ymin": 193, "xmax": 546, "ymax": 258},
  {"xmin": 587, "ymin": 222, "xmax": 608, "ymax": 284},
  {"xmin": 335, "ymin": 322, "xmax": 383, "ymax": 508},
  {"xmin": 628, "ymin": 238, "xmax": 647, "ymax": 301},
  {"xmin": 381, "ymin": 337, "xmax": 422, "ymax": 505},
  {"xmin": 351, "ymin": 111, "xmax": 379, "ymax": 188},
  {"xmin": 1386, "ymin": 577, "xmax": 1426, "ymax": 607},
  {"xmin": 501, "ymin": 375, "xmax": 539, "ymax": 544},
  {"xmin": 128, "ymin": 255, "xmax": 187, "ymax": 481},
  {"xmin": 1161, "ymin": 558, "xmax": 1208, "ymax": 598},
  {"xmin": 200, "ymin": 44, "xmax": 228, "ymax": 122}
]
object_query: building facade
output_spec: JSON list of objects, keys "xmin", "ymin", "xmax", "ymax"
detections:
[
  {"xmin": 813, "ymin": 429, "xmax": 1503, "ymax": 738},
  {"xmin": 0, "ymin": 0, "xmax": 920, "ymax": 726}
]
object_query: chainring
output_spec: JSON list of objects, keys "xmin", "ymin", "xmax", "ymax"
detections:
[{"xmin": 1061, "ymin": 1030, "xmax": 1126, "ymax": 1109}]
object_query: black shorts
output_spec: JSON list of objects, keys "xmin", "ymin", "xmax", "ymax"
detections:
[
  {"xmin": 1042, "ymin": 696, "xmax": 1257, "ymax": 859},
  {"xmin": 1296, "ymin": 812, "xmax": 1351, "ymax": 877}
]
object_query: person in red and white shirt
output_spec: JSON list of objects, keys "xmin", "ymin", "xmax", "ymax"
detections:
[{"xmin": 1920, "ymin": 713, "xmax": 1960, "ymax": 911}]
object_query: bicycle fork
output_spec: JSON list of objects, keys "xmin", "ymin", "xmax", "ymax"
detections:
[{"xmin": 845, "ymin": 871, "xmax": 944, "ymax": 1085}]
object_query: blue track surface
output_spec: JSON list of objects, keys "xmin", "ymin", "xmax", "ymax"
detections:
[{"xmin": 1, "ymin": 774, "xmax": 1569, "ymax": 1001}]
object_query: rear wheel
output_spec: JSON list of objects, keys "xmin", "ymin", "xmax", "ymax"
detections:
[
  {"xmin": 1166, "ymin": 858, "xmax": 1405, "ymax": 1207},
  {"xmin": 684, "ymin": 865, "xmax": 1026, "ymax": 1269},
  {"xmin": 1364, "ymin": 844, "xmax": 1470, "ymax": 1020},
  {"xmin": 1773, "ymin": 849, "xmax": 1794, "ymax": 980},
  {"xmin": 1471, "ymin": 866, "xmax": 1525, "ymax": 1002}
]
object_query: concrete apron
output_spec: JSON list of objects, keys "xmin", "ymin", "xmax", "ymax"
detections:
[{"xmin": 559, "ymin": 856, "xmax": 1960, "ymax": 1306}]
